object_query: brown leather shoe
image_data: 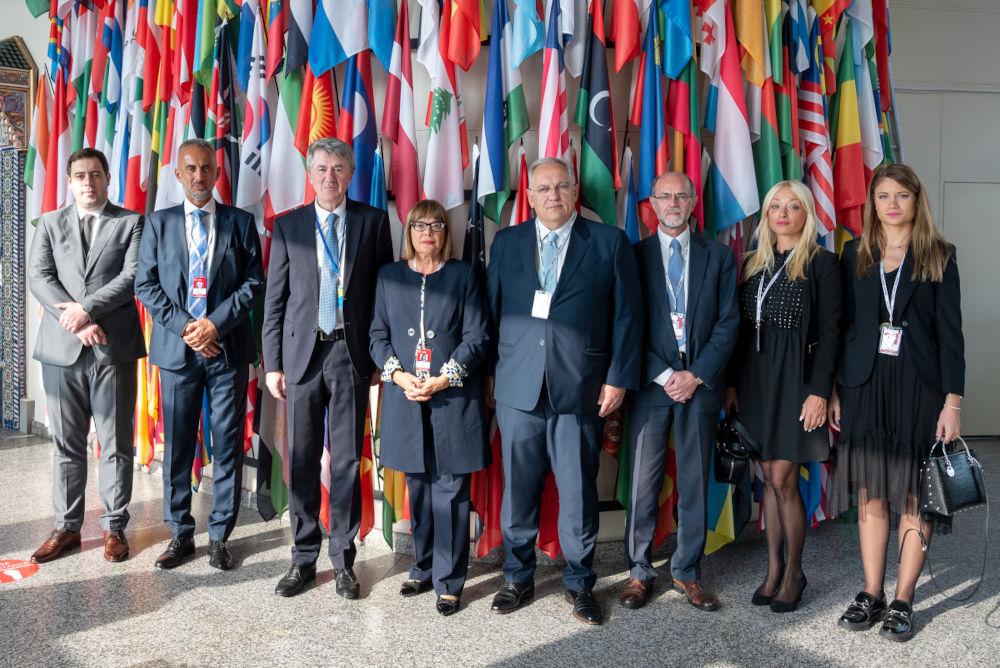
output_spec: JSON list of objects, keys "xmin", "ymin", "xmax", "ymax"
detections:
[
  {"xmin": 673, "ymin": 579, "xmax": 718, "ymax": 611},
  {"xmin": 30, "ymin": 528, "xmax": 81, "ymax": 563},
  {"xmin": 103, "ymin": 530, "xmax": 129, "ymax": 562},
  {"xmin": 620, "ymin": 578, "xmax": 654, "ymax": 609}
]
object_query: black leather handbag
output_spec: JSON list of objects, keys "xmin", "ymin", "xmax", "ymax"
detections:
[
  {"xmin": 919, "ymin": 437, "xmax": 987, "ymax": 516},
  {"xmin": 714, "ymin": 415, "xmax": 762, "ymax": 484}
]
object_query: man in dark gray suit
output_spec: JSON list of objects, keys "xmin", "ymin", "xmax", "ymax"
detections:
[
  {"xmin": 619, "ymin": 171, "xmax": 739, "ymax": 612},
  {"xmin": 28, "ymin": 148, "xmax": 146, "ymax": 563}
]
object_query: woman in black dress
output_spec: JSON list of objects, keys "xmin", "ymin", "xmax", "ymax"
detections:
[
  {"xmin": 828, "ymin": 164, "xmax": 964, "ymax": 642},
  {"xmin": 725, "ymin": 180, "xmax": 841, "ymax": 613},
  {"xmin": 369, "ymin": 200, "xmax": 490, "ymax": 616}
]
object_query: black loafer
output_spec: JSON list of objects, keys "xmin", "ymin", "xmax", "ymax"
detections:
[
  {"xmin": 400, "ymin": 579, "xmax": 433, "ymax": 597},
  {"xmin": 436, "ymin": 596, "xmax": 461, "ymax": 616},
  {"xmin": 275, "ymin": 562, "xmax": 317, "ymax": 597},
  {"xmin": 154, "ymin": 537, "xmax": 195, "ymax": 570},
  {"xmin": 334, "ymin": 567, "xmax": 360, "ymax": 599},
  {"xmin": 879, "ymin": 599, "xmax": 914, "ymax": 642},
  {"xmin": 208, "ymin": 540, "xmax": 234, "ymax": 570},
  {"xmin": 490, "ymin": 580, "xmax": 534, "ymax": 614},
  {"xmin": 565, "ymin": 589, "xmax": 603, "ymax": 625},
  {"xmin": 838, "ymin": 591, "xmax": 886, "ymax": 631}
]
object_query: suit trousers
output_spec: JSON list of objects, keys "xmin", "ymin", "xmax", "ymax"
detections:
[
  {"xmin": 42, "ymin": 349, "xmax": 136, "ymax": 532},
  {"xmin": 286, "ymin": 338, "xmax": 369, "ymax": 568},
  {"xmin": 496, "ymin": 389, "xmax": 605, "ymax": 591},
  {"xmin": 624, "ymin": 402, "xmax": 716, "ymax": 581},
  {"xmin": 160, "ymin": 352, "xmax": 249, "ymax": 542},
  {"xmin": 405, "ymin": 469, "xmax": 471, "ymax": 597}
]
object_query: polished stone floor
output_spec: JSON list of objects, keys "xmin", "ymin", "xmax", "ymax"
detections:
[{"xmin": 1, "ymin": 430, "xmax": 997, "ymax": 667}]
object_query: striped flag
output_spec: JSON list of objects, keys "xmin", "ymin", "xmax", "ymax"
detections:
[
  {"xmin": 236, "ymin": 1, "xmax": 277, "ymax": 211},
  {"xmin": 798, "ymin": 9, "xmax": 836, "ymax": 236},
  {"xmin": 381, "ymin": 0, "xmax": 420, "ymax": 224},
  {"xmin": 846, "ymin": 2, "xmax": 884, "ymax": 173},
  {"xmin": 265, "ymin": 0, "xmax": 288, "ymax": 79},
  {"xmin": 537, "ymin": 0, "xmax": 570, "ymax": 162},
  {"xmin": 266, "ymin": 67, "xmax": 307, "ymax": 215},
  {"xmin": 633, "ymin": 15, "xmax": 668, "ymax": 233},
  {"xmin": 337, "ymin": 52, "xmax": 378, "ymax": 203},
  {"xmin": 310, "ymin": 0, "xmax": 367, "ymax": 75},
  {"xmin": 285, "ymin": 0, "xmax": 312, "ymax": 72},
  {"xmin": 829, "ymin": 27, "xmax": 865, "ymax": 237},
  {"xmin": 24, "ymin": 77, "xmax": 51, "ymax": 225}
]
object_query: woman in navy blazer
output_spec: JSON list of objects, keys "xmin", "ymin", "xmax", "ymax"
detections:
[
  {"xmin": 369, "ymin": 200, "xmax": 490, "ymax": 616},
  {"xmin": 828, "ymin": 164, "xmax": 965, "ymax": 642}
]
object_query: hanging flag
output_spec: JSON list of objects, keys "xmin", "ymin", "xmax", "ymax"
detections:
[
  {"xmin": 610, "ymin": 0, "xmax": 644, "ymax": 73},
  {"xmin": 370, "ymin": 143, "xmax": 388, "ymax": 211},
  {"xmin": 537, "ymin": 0, "xmax": 570, "ymax": 162},
  {"xmin": 464, "ymin": 144, "xmax": 486, "ymax": 269},
  {"xmin": 68, "ymin": 4, "xmax": 98, "ymax": 151},
  {"xmin": 829, "ymin": 27, "xmax": 865, "ymax": 237},
  {"xmin": 310, "ymin": 0, "xmax": 367, "ymax": 75},
  {"xmin": 789, "ymin": 0, "xmax": 811, "ymax": 74},
  {"xmin": 668, "ymin": 57, "xmax": 703, "ymax": 228},
  {"xmin": 478, "ymin": 0, "xmax": 528, "ymax": 224},
  {"xmin": 872, "ymin": 0, "xmax": 892, "ymax": 112},
  {"xmin": 268, "ymin": 67, "xmax": 307, "ymax": 215},
  {"xmin": 285, "ymin": 0, "xmax": 313, "ymax": 72},
  {"xmin": 471, "ymin": 415, "xmax": 504, "ymax": 558},
  {"xmin": 776, "ymin": 19, "xmax": 803, "ymax": 180},
  {"xmin": 509, "ymin": 145, "xmax": 532, "ymax": 227},
  {"xmin": 359, "ymin": 402, "xmax": 376, "ymax": 542},
  {"xmin": 337, "ymin": 52, "xmax": 378, "ymax": 202},
  {"xmin": 293, "ymin": 69, "xmax": 338, "ymax": 188},
  {"xmin": 368, "ymin": 0, "xmax": 396, "ymax": 72},
  {"xmin": 510, "ymin": 0, "xmax": 544, "ymax": 67},
  {"xmin": 265, "ymin": 0, "xmax": 288, "ymax": 79},
  {"xmin": 237, "ymin": 0, "xmax": 260, "ymax": 93},
  {"xmin": 798, "ymin": 8, "xmax": 836, "ymax": 235},
  {"xmin": 633, "ymin": 16, "xmax": 668, "ymax": 233},
  {"xmin": 381, "ymin": 0, "xmax": 420, "ymax": 225},
  {"xmin": 207, "ymin": 22, "xmax": 240, "ymax": 205},
  {"xmin": 733, "ymin": 0, "xmax": 767, "ymax": 88},
  {"xmin": 814, "ymin": 0, "xmax": 850, "ymax": 93},
  {"xmin": 618, "ymin": 146, "xmax": 641, "ymax": 243},
  {"xmin": 24, "ymin": 77, "xmax": 52, "ymax": 225},
  {"xmin": 237, "ymin": 2, "xmax": 276, "ymax": 211},
  {"xmin": 846, "ymin": 2, "xmax": 884, "ymax": 174},
  {"xmin": 574, "ymin": 0, "xmax": 619, "ymax": 226},
  {"xmin": 557, "ymin": 0, "xmax": 588, "ymax": 79},
  {"xmin": 443, "ymin": 0, "xmax": 482, "ymax": 71},
  {"xmin": 45, "ymin": 15, "xmax": 72, "ymax": 213},
  {"xmin": 662, "ymin": 0, "xmax": 693, "ymax": 79}
]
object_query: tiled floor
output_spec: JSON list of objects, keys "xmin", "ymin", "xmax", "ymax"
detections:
[{"xmin": 1, "ymin": 430, "xmax": 997, "ymax": 667}]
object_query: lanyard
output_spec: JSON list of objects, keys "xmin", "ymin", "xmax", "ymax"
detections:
[
  {"xmin": 879, "ymin": 255, "xmax": 904, "ymax": 327},
  {"xmin": 754, "ymin": 250, "xmax": 793, "ymax": 351},
  {"xmin": 411, "ymin": 260, "xmax": 443, "ymax": 347},
  {"xmin": 536, "ymin": 227, "xmax": 569, "ymax": 289},
  {"xmin": 314, "ymin": 213, "xmax": 341, "ymax": 275},
  {"xmin": 666, "ymin": 243, "xmax": 686, "ymax": 313}
]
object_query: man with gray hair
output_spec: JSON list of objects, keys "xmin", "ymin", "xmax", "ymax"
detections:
[
  {"xmin": 485, "ymin": 157, "xmax": 642, "ymax": 624},
  {"xmin": 262, "ymin": 137, "xmax": 393, "ymax": 598}
]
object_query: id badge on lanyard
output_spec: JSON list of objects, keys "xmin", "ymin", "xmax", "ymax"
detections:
[
  {"xmin": 414, "ymin": 347, "xmax": 432, "ymax": 374},
  {"xmin": 670, "ymin": 312, "xmax": 685, "ymax": 340},
  {"xmin": 191, "ymin": 276, "xmax": 207, "ymax": 298},
  {"xmin": 878, "ymin": 257, "xmax": 905, "ymax": 356},
  {"xmin": 532, "ymin": 290, "xmax": 552, "ymax": 319}
]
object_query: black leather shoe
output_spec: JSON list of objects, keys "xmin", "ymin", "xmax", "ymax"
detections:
[
  {"xmin": 334, "ymin": 567, "xmax": 360, "ymax": 599},
  {"xmin": 838, "ymin": 591, "xmax": 886, "ymax": 631},
  {"xmin": 490, "ymin": 580, "xmax": 534, "ymax": 614},
  {"xmin": 275, "ymin": 562, "xmax": 316, "ymax": 597},
  {"xmin": 879, "ymin": 599, "xmax": 914, "ymax": 642},
  {"xmin": 565, "ymin": 589, "xmax": 602, "ymax": 625},
  {"xmin": 154, "ymin": 537, "xmax": 195, "ymax": 570},
  {"xmin": 208, "ymin": 540, "xmax": 234, "ymax": 570},
  {"xmin": 400, "ymin": 579, "xmax": 433, "ymax": 597},
  {"xmin": 436, "ymin": 596, "xmax": 461, "ymax": 616}
]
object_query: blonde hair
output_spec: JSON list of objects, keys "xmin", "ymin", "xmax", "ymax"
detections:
[
  {"xmin": 857, "ymin": 163, "xmax": 951, "ymax": 282},
  {"xmin": 741, "ymin": 180, "xmax": 820, "ymax": 284},
  {"xmin": 403, "ymin": 199, "xmax": 453, "ymax": 261}
]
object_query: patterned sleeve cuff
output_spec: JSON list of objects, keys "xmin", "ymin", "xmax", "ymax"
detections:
[
  {"xmin": 381, "ymin": 356, "xmax": 403, "ymax": 383},
  {"xmin": 439, "ymin": 358, "xmax": 467, "ymax": 387}
]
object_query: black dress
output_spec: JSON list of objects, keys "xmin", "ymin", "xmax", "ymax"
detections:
[{"xmin": 735, "ymin": 250, "xmax": 830, "ymax": 463}]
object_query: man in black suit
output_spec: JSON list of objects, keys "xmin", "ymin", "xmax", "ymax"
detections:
[
  {"xmin": 28, "ymin": 148, "xmax": 146, "ymax": 563},
  {"xmin": 486, "ymin": 158, "xmax": 642, "ymax": 625},
  {"xmin": 619, "ymin": 171, "xmax": 739, "ymax": 612},
  {"xmin": 135, "ymin": 139, "xmax": 265, "ymax": 572},
  {"xmin": 261, "ymin": 137, "xmax": 393, "ymax": 598}
]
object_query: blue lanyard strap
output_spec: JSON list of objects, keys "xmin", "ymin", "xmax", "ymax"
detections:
[{"xmin": 314, "ymin": 213, "xmax": 341, "ymax": 275}]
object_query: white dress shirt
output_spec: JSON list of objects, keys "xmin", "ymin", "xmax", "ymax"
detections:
[
  {"xmin": 653, "ymin": 225, "xmax": 691, "ymax": 386},
  {"xmin": 314, "ymin": 198, "xmax": 348, "ymax": 329},
  {"xmin": 534, "ymin": 211, "xmax": 577, "ymax": 287},
  {"xmin": 183, "ymin": 198, "xmax": 217, "ymax": 272}
]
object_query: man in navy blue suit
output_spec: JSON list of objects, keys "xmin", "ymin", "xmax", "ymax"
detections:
[
  {"xmin": 618, "ymin": 171, "xmax": 738, "ymax": 612},
  {"xmin": 135, "ymin": 139, "xmax": 264, "ymax": 572},
  {"xmin": 486, "ymin": 158, "xmax": 642, "ymax": 625}
]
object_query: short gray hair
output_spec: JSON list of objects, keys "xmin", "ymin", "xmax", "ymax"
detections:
[
  {"xmin": 527, "ymin": 157, "xmax": 574, "ymax": 187},
  {"xmin": 652, "ymin": 171, "xmax": 695, "ymax": 196},
  {"xmin": 178, "ymin": 138, "xmax": 214, "ymax": 156},
  {"xmin": 307, "ymin": 137, "xmax": 355, "ymax": 173}
]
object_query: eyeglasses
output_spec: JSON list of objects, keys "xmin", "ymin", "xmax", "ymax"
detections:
[
  {"xmin": 411, "ymin": 220, "xmax": 447, "ymax": 232},
  {"xmin": 651, "ymin": 192, "xmax": 693, "ymax": 202},
  {"xmin": 530, "ymin": 183, "xmax": 574, "ymax": 196}
]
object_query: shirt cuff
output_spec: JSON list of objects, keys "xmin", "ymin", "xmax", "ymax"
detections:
[
  {"xmin": 652, "ymin": 367, "xmax": 675, "ymax": 387},
  {"xmin": 439, "ymin": 358, "xmax": 467, "ymax": 387},
  {"xmin": 381, "ymin": 356, "xmax": 402, "ymax": 383}
]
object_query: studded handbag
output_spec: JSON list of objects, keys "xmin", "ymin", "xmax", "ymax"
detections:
[{"xmin": 919, "ymin": 437, "xmax": 987, "ymax": 516}]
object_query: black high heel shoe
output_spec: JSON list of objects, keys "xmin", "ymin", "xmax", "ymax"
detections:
[
  {"xmin": 436, "ymin": 595, "xmax": 461, "ymax": 616},
  {"xmin": 751, "ymin": 570, "xmax": 784, "ymax": 606},
  {"xmin": 770, "ymin": 574, "xmax": 807, "ymax": 613}
]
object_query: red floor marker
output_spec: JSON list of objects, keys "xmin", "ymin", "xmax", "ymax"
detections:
[{"xmin": 0, "ymin": 560, "xmax": 39, "ymax": 583}]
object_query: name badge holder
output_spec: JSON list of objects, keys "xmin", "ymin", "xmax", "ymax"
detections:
[
  {"xmin": 666, "ymin": 252, "xmax": 686, "ymax": 342},
  {"xmin": 878, "ymin": 256, "xmax": 905, "ymax": 357},
  {"xmin": 191, "ymin": 276, "xmax": 207, "ymax": 299},
  {"xmin": 532, "ymin": 290, "xmax": 552, "ymax": 320},
  {"xmin": 754, "ymin": 251, "xmax": 792, "ymax": 352}
]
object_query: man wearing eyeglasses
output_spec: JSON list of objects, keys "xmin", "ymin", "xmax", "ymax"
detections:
[
  {"xmin": 619, "ymin": 171, "xmax": 739, "ymax": 613},
  {"xmin": 485, "ymin": 158, "xmax": 642, "ymax": 625}
]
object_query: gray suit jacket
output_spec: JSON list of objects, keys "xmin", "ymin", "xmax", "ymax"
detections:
[{"xmin": 29, "ymin": 202, "xmax": 147, "ymax": 366}]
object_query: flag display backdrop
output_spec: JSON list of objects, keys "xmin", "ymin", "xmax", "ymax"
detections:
[{"xmin": 23, "ymin": 0, "xmax": 898, "ymax": 554}]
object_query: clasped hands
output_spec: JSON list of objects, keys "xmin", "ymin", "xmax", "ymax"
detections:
[
  {"xmin": 392, "ymin": 370, "xmax": 449, "ymax": 402},
  {"xmin": 183, "ymin": 318, "xmax": 221, "ymax": 357},
  {"xmin": 662, "ymin": 371, "xmax": 699, "ymax": 403},
  {"xmin": 55, "ymin": 301, "xmax": 106, "ymax": 346}
]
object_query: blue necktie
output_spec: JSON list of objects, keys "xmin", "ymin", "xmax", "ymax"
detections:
[
  {"xmin": 318, "ymin": 212, "xmax": 339, "ymax": 334},
  {"xmin": 668, "ymin": 239, "xmax": 686, "ymax": 347},
  {"xmin": 538, "ymin": 231, "xmax": 559, "ymax": 293},
  {"xmin": 187, "ymin": 209, "xmax": 207, "ymax": 319}
]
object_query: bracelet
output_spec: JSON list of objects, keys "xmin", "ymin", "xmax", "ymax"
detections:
[{"xmin": 944, "ymin": 404, "xmax": 961, "ymax": 411}]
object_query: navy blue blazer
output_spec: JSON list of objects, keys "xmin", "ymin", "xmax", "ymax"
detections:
[
  {"xmin": 837, "ymin": 239, "xmax": 964, "ymax": 395},
  {"xmin": 631, "ymin": 231, "xmax": 739, "ymax": 409},
  {"xmin": 135, "ymin": 202, "xmax": 264, "ymax": 370},
  {"xmin": 370, "ymin": 260, "xmax": 490, "ymax": 474},
  {"xmin": 261, "ymin": 199, "xmax": 394, "ymax": 383},
  {"xmin": 486, "ymin": 217, "xmax": 643, "ymax": 415}
]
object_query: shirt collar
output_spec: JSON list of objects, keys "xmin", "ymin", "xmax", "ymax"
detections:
[
  {"xmin": 184, "ymin": 198, "xmax": 217, "ymax": 217},
  {"xmin": 657, "ymin": 224, "xmax": 691, "ymax": 253},
  {"xmin": 535, "ymin": 211, "xmax": 577, "ymax": 242},
  {"xmin": 76, "ymin": 200, "xmax": 108, "ymax": 221},
  {"xmin": 314, "ymin": 198, "xmax": 348, "ymax": 224}
]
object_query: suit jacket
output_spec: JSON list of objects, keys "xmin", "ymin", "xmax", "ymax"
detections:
[
  {"xmin": 134, "ymin": 202, "xmax": 265, "ymax": 370},
  {"xmin": 837, "ymin": 239, "xmax": 964, "ymax": 395},
  {"xmin": 29, "ymin": 202, "xmax": 146, "ymax": 366},
  {"xmin": 631, "ymin": 231, "xmax": 739, "ymax": 409},
  {"xmin": 261, "ymin": 199, "xmax": 394, "ymax": 382},
  {"xmin": 727, "ymin": 248, "xmax": 842, "ymax": 398},
  {"xmin": 486, "ymin": 216, "xmax": 642, "ymax": 415},
  {"xmin": 370, "ymin": 260, "xmax": 490, "ymax": 474}
]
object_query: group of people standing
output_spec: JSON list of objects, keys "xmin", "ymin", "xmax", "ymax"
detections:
[{"xmin": 26, "ymin": 138, "xmax": 963, "ymax": 642}]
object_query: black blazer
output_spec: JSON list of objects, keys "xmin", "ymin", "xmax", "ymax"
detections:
[
  {"xmin": 727, "ymin": 248, "xmax": 842, "ymax": 399},
  {"xmin": 369, "ymin": 260, "xmax": 490, "ymax": 474},
  {"xmin": 261, "ymin": 199, "xmax": 394, "ymax": 383},
  {"xmin": 837, "ymin": 239, "xmax": 964, "ymax": 396},
  {"xmin": 631, "ymin": 232, "xmax": 739, "ymax": 409}
]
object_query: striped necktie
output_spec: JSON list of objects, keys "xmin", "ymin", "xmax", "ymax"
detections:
[{"xmin": 187, "ymin": 209, "xmax": 208, "ymax": 319}]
